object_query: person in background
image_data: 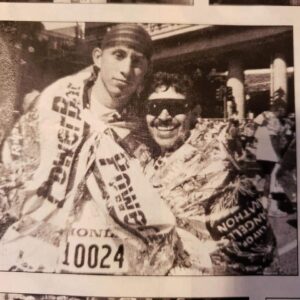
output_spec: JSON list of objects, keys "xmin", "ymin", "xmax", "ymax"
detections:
[{"xmin": 254, "ymin": 98, "xmax": 288, "ymax": 217}]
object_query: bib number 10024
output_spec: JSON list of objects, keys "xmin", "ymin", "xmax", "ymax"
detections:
[{"xmin": 62, "ymin": 241, "xmax": 125, "ymax": 272}]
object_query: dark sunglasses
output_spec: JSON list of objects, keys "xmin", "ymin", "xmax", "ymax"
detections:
[{"xmin": 146, "ymin": 99, "xmax": 192, "ymax": 116}]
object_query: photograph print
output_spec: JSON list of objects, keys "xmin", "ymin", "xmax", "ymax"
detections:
[{"xmin": 0, "ymin": 22, "xmax": 297, "ymax": 276}]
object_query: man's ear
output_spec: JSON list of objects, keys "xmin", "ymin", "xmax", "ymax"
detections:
[{"xmin": 92, "ymin": 47, "xmax": 103, "ymax": 68}]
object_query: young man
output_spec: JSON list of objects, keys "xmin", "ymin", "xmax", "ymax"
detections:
[
  {"xmin": 143, "ymin": 71, "xmax": 278, "ymax": 275},
  {"xmin": 254, "ymin": 98, "xmax": 289, "ymax": 217},
  {"xmin": 0, "ymin": 24, "xmax": 178, "ymax": 275}
]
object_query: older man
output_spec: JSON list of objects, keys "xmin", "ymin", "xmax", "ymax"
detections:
[
  {"xmin": 143, "ymin": 71, "xmax": 278, "ymax": 275},
  {"xmin": 0, "ymin": 24, "xmax": 177, "ymax": 275}
]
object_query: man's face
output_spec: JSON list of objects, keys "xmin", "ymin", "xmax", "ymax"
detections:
[
  {"xmin": 95, "ymin": 45, "xmax": 149, "ymax": 108},
  {"xmin": 146, "ymin": 86, "xmax": 192, "ymax": 151},
  {"xmin": 277, "ymin": 106, "xmax": 286, "ymax": 118}
]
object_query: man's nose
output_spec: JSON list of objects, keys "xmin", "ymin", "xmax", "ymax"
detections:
[
  {"xmin": 158, "ymin": 109, "xmax": 172, "ymax": 121},
  {"xmin": 120, "ymin": 57, "xmax": 132, "ymax": 77}
]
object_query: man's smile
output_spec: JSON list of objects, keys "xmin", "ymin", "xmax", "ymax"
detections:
[{"xmin": 156, "ymin": 125, "xmax": 177, "ymax": 131}]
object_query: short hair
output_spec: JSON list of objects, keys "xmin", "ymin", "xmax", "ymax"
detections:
[
  {"xmin": 271, "ymin": 99, "xmax": 286, "ymax": 111},
  {"xmin": 146, "ymin": 71, "xmax": 195, "ymax": 104}
]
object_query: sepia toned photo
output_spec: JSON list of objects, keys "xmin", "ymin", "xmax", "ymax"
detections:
[
  {"xmin": 0, "ymin": 21, "xmax": 297, "ymax": 276},
  {"xmin": 210, "ymin": 0, "xmax": 300, "ymax": 5}
]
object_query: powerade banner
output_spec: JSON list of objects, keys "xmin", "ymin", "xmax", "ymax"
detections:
[{"xmin": 58, "ymin": 122, "xmax": 177, "ymax": 275}]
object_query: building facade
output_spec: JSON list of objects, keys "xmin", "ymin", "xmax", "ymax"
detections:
[
  {"xmin": 143, "ymin": 24, "xmax": 294, "ymax": 119},
  {"xmin": 10, "ymin": 22, "xmax": 294, "ymax": 120}
]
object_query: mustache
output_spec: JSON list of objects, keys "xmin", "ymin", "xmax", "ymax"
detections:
[{"xmin": 150, "ymin": 118, "xmax": 178, "ymax": 127}]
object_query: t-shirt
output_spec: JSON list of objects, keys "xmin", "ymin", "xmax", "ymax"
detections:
[{"xmin": 254, "ymin": 111, "xmax": 281, "ymax": 162}]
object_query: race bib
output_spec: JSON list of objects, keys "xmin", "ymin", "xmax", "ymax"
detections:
[{"xmin": 59, "ymin": 227, "xmax": 128, "ymax": 274}]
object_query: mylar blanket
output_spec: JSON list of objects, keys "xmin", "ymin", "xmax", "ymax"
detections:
[
  {"xmin": 144, "ymin": 119, "xmax": 277, "ymax": 275},
  {"xmin": 0, "ymin": 66, "xmax": 177, "ymax": 274}
]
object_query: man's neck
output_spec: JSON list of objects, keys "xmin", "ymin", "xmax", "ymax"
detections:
[
  {"xmin": 91, "ymin": 75, "xmax": 117, "ymax": 110},
  {"xmin": 160, "ymin": 132, "xmax": 191, "ymax": 157},
  {"xmin": 89, "ymin": 78, "xmax": 123, "ymax": 123}
]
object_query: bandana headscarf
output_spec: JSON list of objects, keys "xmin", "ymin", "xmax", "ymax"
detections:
[{"xmin": 101, "ymin": 23, "xmax": 153, "ymax": 60}]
